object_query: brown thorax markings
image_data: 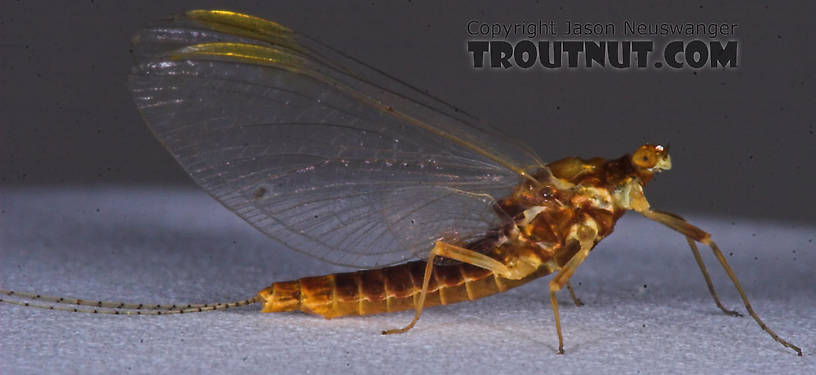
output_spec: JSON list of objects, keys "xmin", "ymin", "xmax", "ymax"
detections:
[{"xmin": 489, "ymin": 161, "xmax": 638, "ymax": 281}]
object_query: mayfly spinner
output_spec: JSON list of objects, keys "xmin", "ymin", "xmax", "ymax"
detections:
[{"xmin": 0, "ymin": 10, "xmax": 801, "ymax": 356}]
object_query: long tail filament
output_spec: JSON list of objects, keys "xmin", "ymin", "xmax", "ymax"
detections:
[{"xmin": 0, "ymin": 289, "xmax": 259, "ymax": 315}]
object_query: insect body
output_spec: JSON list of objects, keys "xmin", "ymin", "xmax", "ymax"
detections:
[
  {"xmin": 260, "ymin": 149, "xmax": 653, "ymax": 320},
  {"xmin": 0, "ymin": 10, "xmax": 801, "ymax": 356}
]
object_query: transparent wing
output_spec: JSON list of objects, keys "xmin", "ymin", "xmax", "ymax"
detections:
[{"xmin": 129, "ymin": 10, "xmax": 543, "ymax": 268}]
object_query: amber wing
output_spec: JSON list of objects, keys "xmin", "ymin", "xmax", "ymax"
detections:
[{"xmin": 129, "ymin": 10, "xmax": 545, "ymax": 268}]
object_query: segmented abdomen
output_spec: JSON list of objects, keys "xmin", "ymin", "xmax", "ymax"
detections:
[{"xmin": 257, "ymin": 261, "xmax": 554, "ymax": 318}]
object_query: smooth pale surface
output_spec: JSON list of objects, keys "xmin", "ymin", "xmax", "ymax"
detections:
[{"xmin": 1, "ymin": 187, "xmax": 814, "ymax": 374}]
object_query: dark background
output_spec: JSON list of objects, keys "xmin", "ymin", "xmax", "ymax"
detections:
[{"xmin": 2, "ymin": 1, "xmax": 814, "ymax": 222}]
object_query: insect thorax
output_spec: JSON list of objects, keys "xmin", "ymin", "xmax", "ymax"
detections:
[{"xmin": 488, "ymin": 162, "xmax": 638, "ymax": 269}]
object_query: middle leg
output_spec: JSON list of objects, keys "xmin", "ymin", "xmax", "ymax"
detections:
[
  {"xmin": 566, "ymin": 281, "xmax": 584, "ymax": 307},
  {"xmin": 548, "ymin": 220, "xmax": 598, "ymax": 354}
]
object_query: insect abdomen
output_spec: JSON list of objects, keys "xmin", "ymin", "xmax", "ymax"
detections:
[{"xmin": 257, "ymin": 261, "xmax": 553, "ymax": 318}]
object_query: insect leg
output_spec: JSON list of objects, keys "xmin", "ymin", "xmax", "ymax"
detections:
[
  {"xmin": 565, "ymin": 281, "xmax": 584, "ymax": 306},
  {"xmin": 548, "ymin": 221, "xmax": 599, "ymax": 354},
  {"xmin": 640, "ymin": 209, "xmax": 802, "ymax": 356},
  {"xmin": 381, "ymin": 241, "xmax": 513, "ymax": 335},
  {"xmin": 685, "ymin": 237, "xmax": 741, "ymax": 316}
]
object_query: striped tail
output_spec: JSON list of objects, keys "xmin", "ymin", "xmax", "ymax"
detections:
[
  {"xmin": 2, "ymin": 261, "xmax": 554, "ymax": 318},
  {"xmin": 257, "ymin": 260, "xmax": 555, "ymax": 318},
  {"xmin": 0, "ymin": 289, "xmax": 259, "ymax": 315}
]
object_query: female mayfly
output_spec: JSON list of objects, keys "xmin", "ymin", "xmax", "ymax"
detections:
[{"xmin": 0, "ymin": 10, "xmax": 801, "ymax": 356}]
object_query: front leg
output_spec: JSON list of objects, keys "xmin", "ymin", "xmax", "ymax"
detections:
[
  {"xmin": 638, "ymin": 210, "xmax": 740, "ymax": 316},
  {"xmin": 640, "ymin": 209, "xmax": 802, "ymax": 356}
]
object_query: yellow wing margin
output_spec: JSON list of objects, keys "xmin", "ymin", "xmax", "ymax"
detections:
[
  {"xmin": 185, "ymin": 10, "xmax": 296, "ymax": 48},
  {"xmin": 171, "ymin": 9, "xmax": 541, "ymax": 185}
]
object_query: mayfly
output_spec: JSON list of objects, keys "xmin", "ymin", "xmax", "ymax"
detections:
[{"xmin": 0, "ymin": 10, "xmax": 801, "ymax": 356}]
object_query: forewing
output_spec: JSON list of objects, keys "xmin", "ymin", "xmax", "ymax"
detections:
[{"xmin": 129, "ymin": 10, "xmax": 538, "ymax": 267}]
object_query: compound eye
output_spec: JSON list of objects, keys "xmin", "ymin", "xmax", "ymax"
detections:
[{"xmin": 632, "ymin": 145, "xmax": 659, "ymax": 169}]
